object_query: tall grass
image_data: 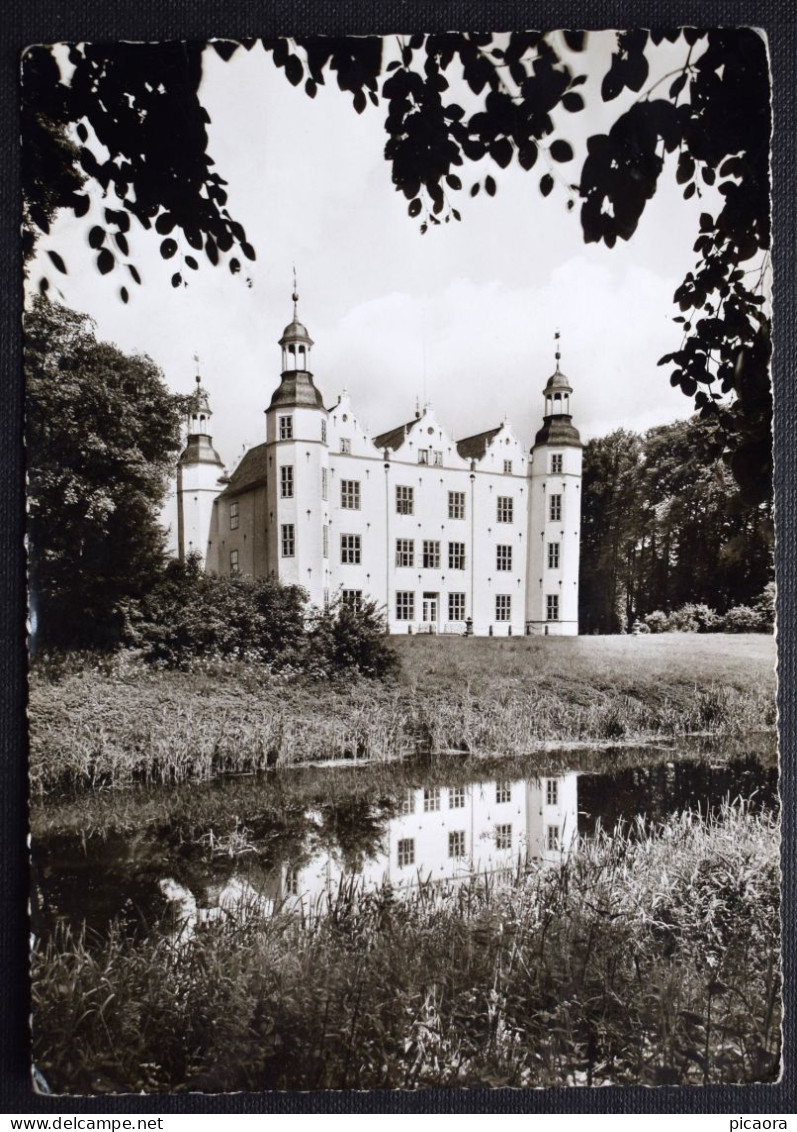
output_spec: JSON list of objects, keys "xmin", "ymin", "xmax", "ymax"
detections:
[
  {"xmin": 29, "ymin": 634, "xmax": 776, "ymax": 796},
  {"xmin": 32, "ymin": 801, "xmax": 780, "ymax": 1093}
]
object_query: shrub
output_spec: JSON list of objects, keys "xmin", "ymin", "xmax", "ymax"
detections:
[
  {"xmin": 122, "ymin": 554, "xmax": 308, "ymax": 669},
  {"xmin": 306, "ymin": 596, "xmax": 399, "ymax": 680},
  {"xmin": 644, "ymin": 610, "xmax": 669, "ymax": 633},
  {"xmin": 754, "ymin": 582, "xmax": 776, "ymax": 630},
  {"xmin": 722, "ymin": 604, "xmax": 765, "ymax": 633}
]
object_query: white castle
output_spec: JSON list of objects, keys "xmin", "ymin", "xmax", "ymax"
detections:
[{"xmin": 176, "ymin": 289, "xmax": 583, "ymax": 636}]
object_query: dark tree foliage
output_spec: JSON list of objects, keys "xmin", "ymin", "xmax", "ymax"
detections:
[
  {"xmin": 22, "ymin": 30, "xmax": 771, "ymax": 497},
  {"xmin": 580, "ymin": 416, "xmax": 773, "ymax": 634},
  {"xmin": 26, "ymin": 298, "xmax": 187, "ymax": 649},
  {"xmin": 124, "ymin": 557, "xmax": 397, "ymax": 677}
]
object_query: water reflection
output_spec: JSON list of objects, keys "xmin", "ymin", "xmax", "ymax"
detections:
[{"xmin": 32, "ymin": 754, "xmax": 777, "ymax": 943}]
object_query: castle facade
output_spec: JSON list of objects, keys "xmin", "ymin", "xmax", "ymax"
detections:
[{"xmin": 176, "ymin": 291, "xmax": 583, "ymax": 636}]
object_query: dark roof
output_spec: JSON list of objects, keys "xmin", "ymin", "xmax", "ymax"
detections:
[
  {"xmin": 544, "ymin": 367, "xmax": 573, "ymax": 394},
  {"xmin": 534, "ymin": 416, "xmax": 582, "ymax": 449},
  {"xmin": 219, "ymin": 443, "xmax": 269, "ymax": 497},
  {"xmin": 373, "ymin": 417, "xmax": 419, "ymax": 452},
  {"xmin": 456, "ymin": 426, "xmax": 502, "ymax": 461},
  {"xmin": 179, "ymin": 434, "xmax": 225, "ymax": 468},
  {"xmin": 279, "ymin": 319, "xmax": 314, "ymax": 346},
  {"xmin": 269, "ymin": 373, "xmax": 325, "ymax": 410}
]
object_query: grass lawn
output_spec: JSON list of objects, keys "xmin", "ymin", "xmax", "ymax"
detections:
[{"xmin": 29, "ymin": 633, "xmax": 776, "ymax": 795}]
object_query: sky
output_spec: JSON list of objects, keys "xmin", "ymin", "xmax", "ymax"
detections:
[{"xmin": 31, "ymin": 31, "xmax": 721, "ymax": 475}]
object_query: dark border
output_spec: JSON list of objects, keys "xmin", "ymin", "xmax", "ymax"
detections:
[{"xmin": 2, "ymin": 0, "xmax": 794, "ymax": 1115}]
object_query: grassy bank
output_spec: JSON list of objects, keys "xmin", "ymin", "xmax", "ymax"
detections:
[
  {"xmin": 29, "ymin": 633, "xmax": 776, "ymax": 796},
  {"xmin": 32, "ymin": 801, "xmax": 780, "ymax": 1092}
]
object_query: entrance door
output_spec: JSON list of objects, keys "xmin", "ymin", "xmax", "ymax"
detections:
[{"xmin": 422, "ymin": 592, "xmax": 439, "ymax": 627}]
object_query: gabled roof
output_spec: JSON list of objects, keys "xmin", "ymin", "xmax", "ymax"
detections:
[
  {"xmin": 218, "ymin": 442, "xmax": 269, "ymax": 497},
  {"xmin": 455, "ymin": 426, "xmax": 502, "ymax": 461},
  {"xmin": 372, "ymin": 418, "xmax": 419, "ymax": 452}
]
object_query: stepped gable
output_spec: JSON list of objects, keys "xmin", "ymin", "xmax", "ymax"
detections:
[
  {"xmin": 455, "ymin": 426, "xmax": 502, "ymax": 462},
  {"xmin": 373, "ymin": 417, "xmax": 421, "ymax": 453},
  {"xmin": 218, "ymin": 443, "xmax": 269, "ymax": 497}
]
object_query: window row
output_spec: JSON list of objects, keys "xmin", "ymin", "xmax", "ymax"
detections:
[
  {"xmin": 395, "ymin": 539, "xmax": 466, "ymax": 570},
  {"xmin": 395, "ymin": 823, "xmax": 517, "ymax": 867},
  {"xmin": 395, "ymin": 591, "xmax": 513, "ymax": 622}
]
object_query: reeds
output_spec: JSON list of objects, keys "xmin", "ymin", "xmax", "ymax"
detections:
[
  {"xmin": 32, "ymin": 800, "xmax": 780, "ymax": 1092},
  {"xmin": 29, "ymin": 635, "xmax": 776, "ymax": 796}
]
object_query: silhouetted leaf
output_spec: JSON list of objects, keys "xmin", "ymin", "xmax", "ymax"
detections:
[
  {"xmin": 540, "ymin": 173, "xmax": 554, "ymax": 196},
  {"xmin": 484, "ymin": 175, "xmax": 496, "ymax": 197},
  {"xmin": 96, "ymin": 248, "xmax": 114, "ymax": 274},
  {"xmin": 550, "ymin": 140, "xmax": 573, "ymax": 163},
  {"xmin": 171, "ymin": 272, "xmax": 182, "ymax": 287},
  {"xmin": 160, "ymin": 238, "xmax": 178, "ymax": 259},
  {"xmin": 88, "ymin": 226, "xmax": 105, "ymax": 249},
  {"xmin": 47, "ymin": 250, "xmax": 67, "ymax": 273},
  {"xmin": 120, "ymin": 286, "xmax": 129, "ymax": 303}
]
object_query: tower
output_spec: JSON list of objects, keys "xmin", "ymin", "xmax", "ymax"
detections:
[
  {"xmin": 177, "ymin": 362, "xmax": 226, "ymax": 566},
  {"xmin": 264, "ymin": 284, "xmax": 329, "ymax": 605},
  {"xmin": 525, "ymin": 333, "xmax": 582, "ymax": 635}
]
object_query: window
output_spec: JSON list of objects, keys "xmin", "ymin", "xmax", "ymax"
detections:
[
  {"xmin": 448, "ymin": 593, "xmax": 466, "ymax": 621},
  {"xmin": 448, "ymin": 542, "xmax": 466, "ymax": 570},
  {"xmin": 281, "ymin": 524, "xmax": 295, "ymax": 557},
  {"xmin": 546, "ymin": 779, "xmax": 558, "ymax": 806},
  {"xmin": 423, "ymin": 787, "xmax": 441, "ymax": 812},
  {"xmin": 229, "ymin": 501, "xmax": 239, "ymax": 530},
  {"xmin": 448, "ymin": 491, "xmax": 465, "ymax": 519},
  {"xmin": 341, "ymin": 534, "xmax": 361, "ymax": 564},
  {"xmin": 449, "ymin": 786, "xmax": 465, "ymax": 809},
  {"xmin": 285, "ymin": 866, "xmax": 299, "ymax": 896},
  {"xmin": 497, "ymin": 496, "xmax": 514, "ymax": 523},
  {"xmin": 280, "ymin": 465, "xmax": 294, "ymax": 498},
  {"xmin": 340, "ymin": 437, "xmax": 351, "ymax": 454},
  {"xmin": 321, "ymin": 467, "xmax": 328, "ymax": 501},
  {"xmin": 550, "ymin": 494, "xmax": 562, "ymax": 522},
  {"xmin": 396, "ymin": 591, "xmax": 415, "ymax": 621},
  {"xmin": 396, "ymin": 485, "xmax": 414, "ymax": 515},
  {"xmin": 341, "ymin": 479, "xmax": 360, "ymax": 510},
  {"xmin": 547, "ymin": 825, "xmax": 560, "ymax": 851},
  {"xmin": 551, "ymin": 453, "xmax": 563, "ymax": 474},
  {"xmin": 395, "ymin": 538, "xmax": 414, "ymax": 568},
  {"xmin": 448, "ymin": 830, "xmax": 466, "ymax": 858},
  {"xmin": 322, "ymin": 524, "xmax": 329, "ymax": 559},
  {"xmin": 503, "ymin": 459, "xmax": 513, "ymax": 475},
  {"xmin": 278, "ymin": 415, "xmax": 293, "ymax": 440},
  {"xmin": 321, "ymin": 419, "xmax": 327, "ymax": 444},
  {"xmin": 495, "ymin": 823, "xmax": 512, "ymax": 851},
  {"xmin": 323, "ymin": 588, "xmax": 330, "ymax": 609},
  {"xmin": 433, "ymin": 450, "xmax": 443, "ymax": 467},
  {"xmin": 397, "ymin": 838, "xmax": 415, "ymax": 868},
  {"xmin": 418, "ymin": 449, "xmax": 429, "ymax": 465},
  {"xmin": 400, "ymin": 789, "xmax": 415, "ymax": 815},
  {"xmin": 496, "ymin": 595, "xmax": 512, "ymax": 622},
  {"xmin": 422, "ymin": 540, "xmax": 440, "ymax": 569},
  {"xmin": 548, "ymin": 542, "xmax": 560, "ymax": 569},
  {"xmin": 496, "ymin": 783, "xmax": 511, "ymax": 804},
  {"xmin": 496, "ymin": 545, "xmax": 512, "ymax": 572},
  {"xmin": 342, "ymin": 589, "xmax": 362, "ymax": 610},
  {"xmin": 546, "ymin": 594, "xmax": 559, "ymax": 621},
  {"xmin": 230, "ymin": 549, "xmax": 239, "ymax": 575}
]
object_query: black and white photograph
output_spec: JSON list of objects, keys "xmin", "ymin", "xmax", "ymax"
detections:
[{"xmin": 22, "ymin": 27, "xmax": 779, "ymax": 1095}]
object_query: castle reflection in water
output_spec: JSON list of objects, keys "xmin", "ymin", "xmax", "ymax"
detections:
[
  {"xmin": 281, "ymin": 773, "xmax": 579, "ymax": 912},
  {"xmin": 158, "ymin": 773, "xmax": 580, "ymax": 937}
]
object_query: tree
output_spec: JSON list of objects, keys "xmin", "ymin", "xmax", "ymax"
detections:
[
  {"xmin": 579, "ymin": 430, "xmax": 644, "ymax": 634},
  {"xmin": 26, "ymin": 297, "xmax": 187, "ymax": 649},
  {"xmin": 580, "ymin": 414, "xmax": 773, "ymax": 632},
  {"xmin": 21, "ymin": 30, "xmax": 771, "ymax": 497}
]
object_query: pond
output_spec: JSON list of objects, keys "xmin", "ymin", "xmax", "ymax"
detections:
[{"xmin": 31, "ymin": 742, "xmax": 778, "ymax": 945}]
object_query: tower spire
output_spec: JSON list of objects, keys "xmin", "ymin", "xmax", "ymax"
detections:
[
  {"xmin": 554, "ymin": 329, "xmax": 561, "ymax": 372},
  {"xmin": 292, "ymin": 265, "xmax": 299, "ymax": 320}
]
